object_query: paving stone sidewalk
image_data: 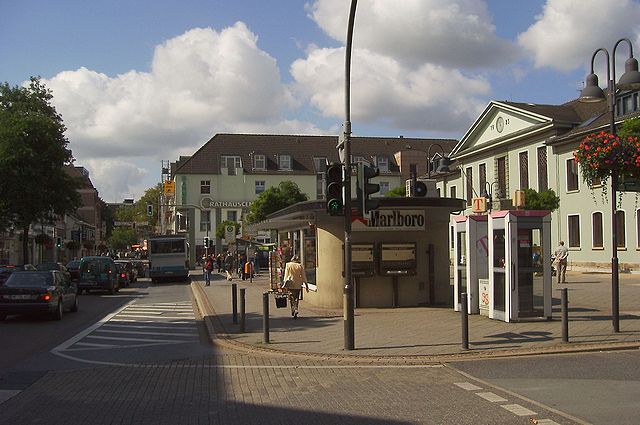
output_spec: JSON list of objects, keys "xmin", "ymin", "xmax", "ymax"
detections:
[{"xmin": 193, "ymin": 270, "xmax": 640, "ymax": 360}]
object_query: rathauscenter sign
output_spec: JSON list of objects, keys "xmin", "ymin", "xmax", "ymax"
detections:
[{"xmin": 353, "ymin": 209, "xmax": 426, "ymax": 231}]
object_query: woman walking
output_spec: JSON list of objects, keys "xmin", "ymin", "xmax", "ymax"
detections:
[{"xmin": 282, "ymin": 255, "xmax": 309, "ymax": 319}]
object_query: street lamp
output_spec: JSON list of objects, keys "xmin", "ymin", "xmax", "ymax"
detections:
[
  {"xmin": 426, "ymin": 144, "xmax": 453, "ymax": 178},
  {"xmin": 579, "ymin": 38, "xmax": 640, "ymax": 333},
  {"xmin": 481, "ymin": 182, "xmax": 500, "ymax": 212}
]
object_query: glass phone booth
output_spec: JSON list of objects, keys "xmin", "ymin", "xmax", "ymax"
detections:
[
  {"xmin": 488, "ymin": 210, "xmax": 551, "ymax": 322},
  {"xmin": 453, "ymin": 215, "xmax": 488, "ymax": 314}
]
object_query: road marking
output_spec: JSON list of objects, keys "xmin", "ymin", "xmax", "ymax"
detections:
[
  {"xmin": 476, "ymin": 392, "xmax": 508, "ymax": 403},
  {"xmin": 533, "ymin": 420, "xmax": 560, "ymax": 425},
  {"xmin": 74, "ymin": 342, "xmax": 118, "ymax": 348},
  {"xmin": 109, "ymin": 318, "xmax": 194, "ymax": 324},
  {"xmin": 501, "ymin": 404, "xmax": 537, "ymax": 416},
  {"xmin": 102, "ymin": 323, "xmax": 195, "ymax": 330},
  {"xmin": 0, "ymin": 390, "xmax": 21, "ymax": 404},
  {"xmin": 86, "ymin": 335, "xmax": 198, "ymax": 343},
  {"xmin": 112, "ymin": 314, "xmax": 195, "ymax": 320},
  {"xmin": 95, "ymin": 329, "xmax": 198, "ymax": 337},
  {"xmin": 454, "ymin": 382, "xmax": 482, "ymax": 391}
]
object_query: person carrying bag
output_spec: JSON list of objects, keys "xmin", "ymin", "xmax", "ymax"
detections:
[{"xmin": 281, "ymin": 255, "xmax": 309, "ymax": 319}]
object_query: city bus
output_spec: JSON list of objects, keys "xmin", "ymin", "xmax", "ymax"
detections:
[{"xmin": 147, "ymin": 235, "xmax": 189, "ymax": 283}]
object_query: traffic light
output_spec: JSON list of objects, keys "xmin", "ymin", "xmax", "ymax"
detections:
[
  {"xmin": 56, "ymin": 237, "xmax": 62, "ymax": 248},
  {"xmin": 325, "ymin": 162, "xmax": 344, "ymax": 216},
  {"xmin": 357, "ymin": 162, "xmax": 380, "ymax": 215},
  {"xmin": 146, "ymin": 203, "xmax": 153, "ymax": 217},
  {"xmin": 204, "ymin": 237, "xmax": 210, "ymax": 248}
]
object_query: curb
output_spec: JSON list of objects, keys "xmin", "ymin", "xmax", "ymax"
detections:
[{"xmin": 190, "ymin": 281, "xmax": 640, "ymax": 364}]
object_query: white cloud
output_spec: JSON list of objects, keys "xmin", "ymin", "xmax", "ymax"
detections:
[
  {"xmin": 308, "ymin": 0, "xmax": 518, "ymax": 68},
  {"xmin": 43, "ymin": 23, "xmax": 320, "ymax": 202},
  {"xmin": 518, "ymin": 0, "xmax": 640, "ymax": 72}
]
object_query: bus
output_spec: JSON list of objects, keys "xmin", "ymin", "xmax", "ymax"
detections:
[{"xmin": 147, "ymin": 235, "xmax": 189, "ymax": 283}]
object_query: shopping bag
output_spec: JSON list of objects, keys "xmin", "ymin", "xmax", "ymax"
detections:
[{"xmin": 275, "ymin": 295, "xmax": 287, "ymax": 308}]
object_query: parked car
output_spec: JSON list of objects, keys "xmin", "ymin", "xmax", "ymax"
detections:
[
  {"xmin": 0, "ymin": 264, "xmax": 37, "ymax": 286},
  {"xmin": 0, "ymin": 270, "xmax": 78, "ymax": 321},
  {"xmin": 114, "ymin": 260, "xmax": 137, "ymax": 285},
  {"xmin": 78, "ymin": 256, "xmax": 120, "ymax": 294},
  {"xmin": 115, "ymin": 262, "xmax": 130, "ymax": 288},
  {"xmin": 36, "ymin": 262, "xmax": 71, "ymax": 280},
  {"xmin": 65, "ymin": 260, "xmax": 81, "ymax": 282}
]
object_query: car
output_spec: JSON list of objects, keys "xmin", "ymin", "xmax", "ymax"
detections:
[
  {"xmin": 114, "ymin": 260, "xmax": 138, "ymax": 285},
  {"xmin": 78, "ymin": 256, "xmax": 120, "ymax": 294},
  {"xmin": 36, "ymin": 262, "xmax": 71, "ymax": 280},
  {"xmin": 65, "ymin": 260, "xmax": 81, "ymax": 282},
  {"xmin": 0, "ymin": 270, "xmax": 78, "ymax": 321},
  {"xmin": 115, "ymin": 262, "xmax": 130, "ymax": 287},
  {"xmin": 131, "ymin": 260, "xmax": 148, "ymax": 278},
  {"xmin": 0, "ymin": 264, "xmax": 37, "ymax": 286}
]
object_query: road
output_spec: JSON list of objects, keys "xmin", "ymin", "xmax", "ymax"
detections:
[{"xmin": 1, "ymin": 275, "xmax": 637, "ymax": 424}]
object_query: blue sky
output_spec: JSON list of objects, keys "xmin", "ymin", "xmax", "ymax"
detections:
[{"xmin": 2, "ymin": 0, "xmax": 640, "ymax": 202}]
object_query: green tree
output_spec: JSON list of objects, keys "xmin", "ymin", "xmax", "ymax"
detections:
[
  {"xmin": 385, "ymin": 185, "xmax": 407, "ymax": 197},
  {"xmin": 617, "ymin": 116, "xmax": 640, "ymax": 139},
  {"xmin": 244, "ymin": 181, "xmax": 308, "ymax": 223},
  {"xmin": 0, "ymin": 77, "xmax": 81, "ymax": 262},
  {"xmin": 523, "ymin": 188, "xmax": 560, "ymax": 212},
  {"xmin": 108, "ymin": 228, "xmax": 138, "ymax": 251}
]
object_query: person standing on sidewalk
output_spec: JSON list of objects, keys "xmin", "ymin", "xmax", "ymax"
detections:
[
  {"xmin": 282, "ymin": 255, "xmax": 309, "ymax": 319},
  {"xmin": 204, "ymin": 254, "xmax": 214, "ymax": 286},
  {"xmin": 224, "ymin": 252, "xmax": 234, "ymax": 281},
  {"xmin": 554, "ymin": 241, "xmax": 569, "ymax": 284}
]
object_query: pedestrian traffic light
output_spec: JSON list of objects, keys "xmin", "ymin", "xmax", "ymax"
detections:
[
  {"xmin": 146, "ymin": 204, "xmax": 153, "ymax": 217},
  {"xmin": 204, "ymin": 237, "xmax": 210, "ymax": 248},
  {"xmin": 325, "ymin": 162, "xmax": 344, "ymax": 216},
  {"xmin": 357, "ymin": 162, "xmax": 380, "ymax": 215}
]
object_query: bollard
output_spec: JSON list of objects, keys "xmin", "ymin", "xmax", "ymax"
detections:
[
  {"xmin": 263, "ymin": 292, "xmax": 270, "ymax": 343},
  {"xmin": 232, "ymin": 283, "xmax": 238, "ymax": 324},
  {"xmin": 561, "ymin": 287, "xmax": 569, "ymax": 343},
  {"xmin": 239, "ymin": 288, "xmax": 246, "ymax": 333},
  {"xmin": 461, "ymin": 292, "xmax": 469, "ymax": 350}
]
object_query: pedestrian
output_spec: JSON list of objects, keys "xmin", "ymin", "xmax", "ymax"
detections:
[
  {"xmin": 281, "ymin": 255, "xmax": 309, "ymax": 319},
  {"xmin": 216, "ymin": 254, "xmax": 222, "ymax": 273},
  {"xmin": 204, "ymin": 254, "xmax": 214, "ymax": 286},
  {"xmin": 554, "ymin": 240, "xmax": 569, "ymax": 284},
  {"xmin": 224, "ymin": 253, "xmax": 234, "ymax": 281}
]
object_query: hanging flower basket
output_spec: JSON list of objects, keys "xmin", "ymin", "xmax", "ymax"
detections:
[{"xmin": 574, "ymin": 131, "xmax": 640, "ymax": 188}]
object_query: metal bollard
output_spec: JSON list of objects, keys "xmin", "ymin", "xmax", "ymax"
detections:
[
  {"xmin": 263, "ymin": 292, "xmax": 270, "ymax": 343},
  {"xmin": 239, "ymin": 288, "xmax": 246, "ymax": 333},
  {"xmin": 561, "ymin": 287, "xmax": 569, "ymax": 343},
  {"xmin": 232, "ymin": 283, "xmax": 238, "ymax": 324},
  {"xmin": 461, "ymin": 292, "xmax": 469, "ymax": 350}
]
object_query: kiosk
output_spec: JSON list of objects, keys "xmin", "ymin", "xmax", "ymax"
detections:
[
  {"xmin": 452, "ymin": 215, "xmax": 488, "ymax": 314},
  {"xmin": 488, "ymin": 210, "xmax": 552, "ymax": 322}
]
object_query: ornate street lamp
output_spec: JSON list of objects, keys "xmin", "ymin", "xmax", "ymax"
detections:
[
  {"xmin": 426, "ymin": 144, "xmax": 453, "ymax": 178},
  {"xmin": 579, "ymin": 38, "xmax": 640, "ymax": 332}
]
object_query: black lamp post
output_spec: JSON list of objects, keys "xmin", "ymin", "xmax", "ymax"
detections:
[
  {"xmin": 481, "ymin": 182, "xmax": 499, "ymax": 212},
  {"xmin": 578, "ymin": 38, "xmax": 640, "ymax": 333},
  {"xmin": 426, "ymin": 144, "xmax": 453, "ymax": 178}
]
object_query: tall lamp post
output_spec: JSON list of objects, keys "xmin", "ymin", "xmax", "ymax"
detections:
[
  {"xmin": 426, "ymin": 144, "xmax": 452, "ymax": 179},
  {"xmin": 579, "ymin": 38, "xmax": 640, "ymax": 332}
]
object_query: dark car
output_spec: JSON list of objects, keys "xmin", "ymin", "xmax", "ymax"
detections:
[
  {"xmin": 65, "ymin": 260, "xmax": 81, "ymax": 282},
  {"xmin": 114, "ymin": 260, "xmax": 137, "ymax": 285},
  {"xmin": 0, "ymin": 270, "xmax": 78, "ymax": 321},
  {"xmin": 78, "ymin": 256, "xmax": 119, "ymax": 294},
  {"xmin": 115, "ymin": 262, "xmax": 130, "ymax": 287},
  {"xmin": 36, "ymin": 262, "xmax": 71, "ymax": 280},
  {"xmin": 0, "ymin": 264, "xmax": 37, "ymax": 286}
]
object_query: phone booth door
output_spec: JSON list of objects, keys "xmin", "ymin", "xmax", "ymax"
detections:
[
  {"xmin": 515, "ymin": 225, "xmax": 545, "ymax": 318},
  {"xmin": 453, "ymin": 220, "xmax": 467, "ymax": 312},
  {"xmin": 489, "ymin": 218, "xmax": 507, "ymax": 321}
]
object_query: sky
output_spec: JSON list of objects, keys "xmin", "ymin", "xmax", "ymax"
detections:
[{"xmin": 2, "ymin": 0, "xmax": 640, "ymax": 203}]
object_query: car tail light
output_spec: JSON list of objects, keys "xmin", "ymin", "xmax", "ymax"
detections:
[
  {"xmin": 40, "ymin": 293, "xmax": 52, "ymax": 301},
  {"xmin": 121, "ymin": 273, "xmax": 126, "ymax": 278}
]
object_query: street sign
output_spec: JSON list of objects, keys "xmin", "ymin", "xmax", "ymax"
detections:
[
  {"xmin": 225, "ymin": 225, "xmax": 235, "ymax": 243},
  {"xmin": 163, "ymin": 180, "xmax": 175, "ymax": 194},
  {"xmin": 471, "ymin": 197, "xmax": 487, "ymax": 213}
]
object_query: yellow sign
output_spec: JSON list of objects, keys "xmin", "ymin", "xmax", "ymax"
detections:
[
  {"xmin": 471, "ymin": 197, "xmax": 487, "ymax": 213},
  {"xmin": 163, "ymin": 180, "xmax": 175, "ymax": 194}
]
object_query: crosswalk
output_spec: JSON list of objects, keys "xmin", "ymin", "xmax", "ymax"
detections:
[{"xmin": 55, "ymin": 302, "xmax": 200, "ymax": 353}]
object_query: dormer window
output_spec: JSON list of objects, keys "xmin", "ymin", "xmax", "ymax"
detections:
[
  {"xmin": 254, "ymin": 154, "xmax": 266, "ymax": 170},
  {"xmin": 376, "ymin": 156, "xmax": 389, "ymax": 172},
  {"xmin": 279, "ymin": 154, "xmax": 292, "ymax": 171}
]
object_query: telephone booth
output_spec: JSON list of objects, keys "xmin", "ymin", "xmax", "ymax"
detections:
[
  {"xmin": 453, "ymin": 215, "xmax": 488, "ymax": 314},
  {"xmin": 488, "ymin": 210, "xmax": 552, "ymax": 322}
]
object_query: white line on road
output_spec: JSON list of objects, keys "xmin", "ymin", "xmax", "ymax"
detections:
[
  {"xmin": 95, "ymin": 329, "xmax": 198, "ymax": 337},
  {"xmin": 476, "ymin": 392, "xmax": 508, "ymax": 403},
  {"xmin": 109, "ymin": 318, "xmax": 194, "ymax": 324},
  {"xmin": 454, "ymin": 382, "xmax": 482, "ymax": 391},
  {"xmin": 113, "ymin": 314, "xmax": 195, "ymax": 320},
  {"xmin": 500, "ymin": 404, "xmax": 537, "ymax": 416},
  {"xmin": 74, "ymin": 342, "xmax": 118, "ymax": 348},
  {"xmin": 86, "ymin": 335, "xmax": 198, "ymax": 343},
  {"xmin": 102, "ymin": 323, "xmax": 196, "ymax": 330}
]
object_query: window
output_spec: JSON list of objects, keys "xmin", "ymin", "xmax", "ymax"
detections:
[
  {"xmin": 496, "ymin": 156, "xmax": 507, "ymax": 198},
  {"xmin": 568, "ymin": 215, "xmax": 581, "ymax": 248},
  {"xmin": 466, "ymin": 167, "xmax": 473, "ymax": 206},
  {"xmin": 592, "ymin": 212, "xmax": 603, "ymax": 249},
  {"xmin": 379, "ymin": 181, "xmax": 390, "ymax": 195},
  {"xmin": 450, "ymin": 186, "xmax": 457, "ymax": 199},
  {"xmin": 537, "ymin": 146, "xmax": 548, "ymax": 191},
  {"xmin": 566, "ymin": 158, "xmax": 579, "ymax": 191},
  {"xmin": 376, "ymin": 156, "xmax": 389, "ymax": 172},
  {"xmin": 313, "ymin": 157, "xmax": 327, "ymax": 172},
  {"xmin": 221, "ymin": 155, "xmax": 242, "ymax": 176},
  {"xmin": 616, "ymin": 210, "xmax": 626, "ymax": 248},
  {"xmin": 637, "ymin": 209, "xmax": 640, "ymax": 249},
  {"xmin": 478, "ymin": 163, "xmax": 486, "ymax": 196},
  {"xmin": 519, "ymin": 151, "xmax": 529, "ymax": 189},
  {"xmin": 253, "ymin": 154, "xmax": 266, "ymax": 170},
  {"xmin": 279, "ymin": 154, "xmax": 292, "ymax": 170},
  {"xmin": 314, "ymin": 157, "xmax": 327, "ymax": 199},
  {"xmin": 255, "ymin": 180, "xmax": 265, "ymax": 195},
  {"xmin": 200, "ymin": 210, "xmax": 211, "ymax": 232},
  {"xmin": 200, "ymin": 180, "xmax": 210, "ymax": 194},
  {"xmin": 227, "ymin": 211, "xmax": 237, "ymax": 222}
]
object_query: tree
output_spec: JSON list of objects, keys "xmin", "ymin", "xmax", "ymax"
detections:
[
  {"xmin": 385, "ymin": 185, "xmax": 407, "ymax": 197},
  {"xmin": 108, "ymin": 228, "xmax": 138, "ymax": 251},
  {"xmin": 523, "ymin": 188, "xmax": 560, "ymax": 212},
  {"xmin": 244, "ymin": 181, "xmax": 308, "ymax": 223},
  {"xmin": 0, "ymin": 77, "xmax": 81, "ymax": 263}
]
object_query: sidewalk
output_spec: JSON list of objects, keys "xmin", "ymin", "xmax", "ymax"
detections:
[{"xmin": 191, "ymin": 270, "xmax": 640, "ymax": 361}]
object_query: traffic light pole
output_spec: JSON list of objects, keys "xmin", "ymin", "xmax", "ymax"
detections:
[{"xmin": 342, "ymin": 0, "xmax": 358, "ymax": 351}]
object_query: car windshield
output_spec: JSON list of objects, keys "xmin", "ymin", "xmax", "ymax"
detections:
[
  {"xmin": 36, "ymin": 263, "xmax": 59, "ymax": 271},
  {"xmin": 66, "ymin": 261, "xmax": 80, "ymax": 269},
  {"xmin": 80, "ymin": 260, "xmax": 112, "ymax": 277},
  {"xmin": 4, "ymin": 272, "xmax": 53, "ymax": 288}
]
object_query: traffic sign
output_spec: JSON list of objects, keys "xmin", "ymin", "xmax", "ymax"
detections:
[
  {"xmin": 225, "ymin": 225, "xmax": 235, "ymax": 243},
  {"xmin": 163, "ymin": 180, "xmax": 175, "ymax": 194}
]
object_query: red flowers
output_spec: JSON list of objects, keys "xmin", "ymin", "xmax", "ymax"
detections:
[{"xmin": 574, "ymin": 131, "xmax": 640, "ymax": 187}]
